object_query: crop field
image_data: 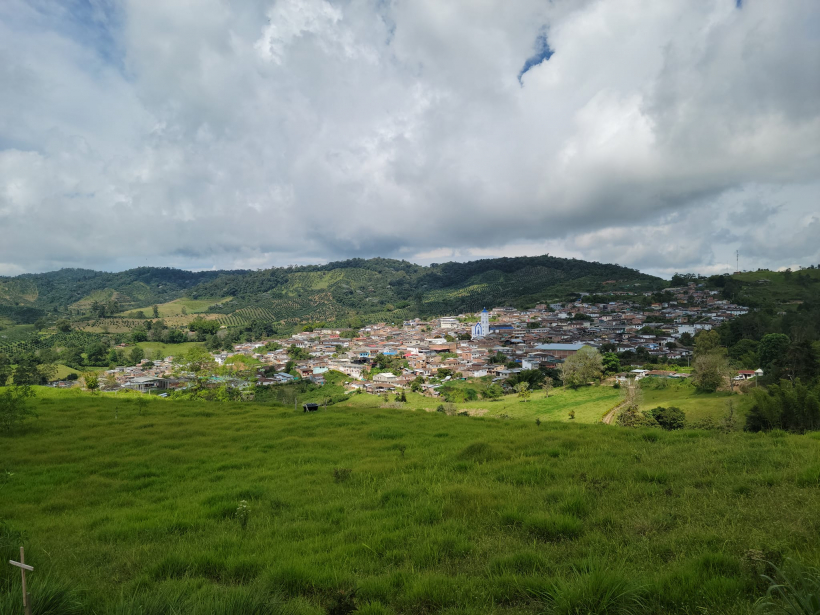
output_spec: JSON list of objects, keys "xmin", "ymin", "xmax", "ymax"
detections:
[
  {"xmin": 0, "ymin": 330, "xmax": 108, "ymax": 356},
  {"xmin": 2, "ymin": 391, "xmax": 819, "ymax": 614}
]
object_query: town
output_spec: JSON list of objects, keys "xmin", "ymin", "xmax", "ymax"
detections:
[{"xmin": 94, "ymin": 280, "xmax": 752, "ymax": 396}]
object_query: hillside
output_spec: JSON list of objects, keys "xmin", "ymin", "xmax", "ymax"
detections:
[
  {"xmin": 0, "ymin": 267, "xmax": 238, "ymax": 318},
  {"xmin": 188, "ymin": 255, "xmax": 662, "ymax": 327},
  {"xmin": 0, "ymin": 255, "xmax": 661, "ymax": 329},
  {"xmin": 2, "ymin": 391, "xmax": 818, "ymax": 614}
]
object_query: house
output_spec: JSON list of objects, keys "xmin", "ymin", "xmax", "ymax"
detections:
[
  {"xmin": 373, "ymin": 372, "xmax": 398, "ymax": 383},
  {"xmin": 735, "ymin": 369, "xmax": 764, "ymax": 381},
  {"xmin": 124, "ymin": 376, "xmax": 169, "ymax": 392}
]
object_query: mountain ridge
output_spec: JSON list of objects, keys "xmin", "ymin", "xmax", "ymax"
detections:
[{"xmin": 0, "ymin": 255, "xmax": 664, "ymax": 326}]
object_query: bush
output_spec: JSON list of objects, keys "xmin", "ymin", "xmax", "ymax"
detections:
[
  {"xmin": 0, "ymin": 386, "xmax": 36, "ymax": 432},
  {"xmin": 332, "ymin": 468, "xmax": 352, "ymax": 483},
  {"xmin": 648, "ymin": 406, "xmax": 686, "ymax": 430}
]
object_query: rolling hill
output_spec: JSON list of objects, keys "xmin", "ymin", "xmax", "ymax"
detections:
[{"xmin": 0, "ymin": 255, "xmax": 662, "ymax": 328}]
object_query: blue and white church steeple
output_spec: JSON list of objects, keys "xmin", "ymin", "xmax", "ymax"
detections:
[{"xmin": 471, "ymin": 308, "xmax": 490, "ymax": 339}]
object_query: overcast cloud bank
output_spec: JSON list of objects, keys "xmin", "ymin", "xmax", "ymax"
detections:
[{"xmin": 1, "ymin": 0, "xmax": 818, "ymax": 277}]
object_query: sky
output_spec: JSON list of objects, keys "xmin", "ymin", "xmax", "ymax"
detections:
[{"xmin": 1, "ymin": 0, "xmax": 819, "ymax": 278}]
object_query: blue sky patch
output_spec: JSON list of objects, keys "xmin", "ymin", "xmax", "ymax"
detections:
[{"xmin": 518, "ymin": 31, "xmax": 554, "ymax": 84}]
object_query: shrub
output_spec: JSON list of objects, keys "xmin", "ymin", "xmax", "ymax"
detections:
[
  {"xmin": 648, "ymin": 406, "xmax": 686, "ymax": 430},
  {"xmin": 0, "ymin": 385, "xmax": 36, "ymax": 432},
  {"xmin": 332, "ymin": 468, "xmax": 352, "ymax": 483}
]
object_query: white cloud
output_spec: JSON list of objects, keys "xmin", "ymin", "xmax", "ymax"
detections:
[{"xmin": 0, "ymin": 0, "xmax": 818, "ymax": 277}]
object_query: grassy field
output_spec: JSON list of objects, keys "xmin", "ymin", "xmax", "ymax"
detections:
[
  {"xmin": 638, "ymin": 380, "xmax": 738, "ymax": 421},
  {"xmin": 119, "ymin": 297, "xmax": 231, "ymax": 318},
  {"xmin": 136, "ymin": 341, "xmax": 204, "ymax": 359},
  {"xmin": 338, "ymin": 383, "xmax": 743, "ymax": 425},
  {"xmin": 2, "ymin": 390, "xmax": 819, "ymax": 614}
]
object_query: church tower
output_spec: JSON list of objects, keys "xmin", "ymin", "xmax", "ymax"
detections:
[{"xmin": 472, "ymin": 308, "xmax": 490, "ymax": 339}]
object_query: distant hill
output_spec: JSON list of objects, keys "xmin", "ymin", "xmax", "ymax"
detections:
[
  {"xmin": 0, "ymin": 255, "xmax": 662, "ymax": 327},
  {"xmin": 0, "ymin": 267, "xmax": 238, "ymax": 319}
]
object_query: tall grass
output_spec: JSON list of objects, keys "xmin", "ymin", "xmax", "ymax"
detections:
[{"xmin": 1, "ymin": 391, "xmax": 818, "ymax": 613}]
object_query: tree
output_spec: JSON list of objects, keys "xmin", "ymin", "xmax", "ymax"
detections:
[
  {"xmin": 694, "ymin": 330, "xmax": 722, "ymax": 357},
  {"xmin": 174, "ymin": 346, "xmax": 217, "ymax": 393},
  {"xmin": 0, "ymin": 353, "xmax": 11, "ymax": 386},
  {"xmin": 108, "ymin": 348, "xmax": 119, "ymax": 366},
  {"xmin": 165, "ymin": 329, "xmax": 186, "ymax": 344},
  {"xmin": 287, "ymin": 345, "xmax": 310, "ymax": 361},
  {"xmin": 103, "ymin": 372, "xmax": 118, "ymax": 390},
  {"xmin": 85, "ymin": 341, "xmax": 109, "ymax": 366},
  {"xmin": 55, "ymin": 319, "xmax": 72, "ymax": 333},
  {"xmin": 692, "ymin": 350, "xmax": 734, "ymax": 392},
  {"xmin": 648, "ymin": 406, "xmax": 686, "ymax": 430},
  {"xmin": 0, "ymin": 385, "xmax": 36, "ymax": 432},
  {"xmin": 152, "ymin": 305, "xmax": 160, "ymax": 318},
  {"xmin": 189, "ymin": 318, "xmax": 221, "ymax": 336},
  {"xmin": 482, "ymin": 383, "xmax": 503, "ymax": 399},
  {"xmin": 83, "ymin": 372, "xmax": 100, "ymax": 394},
  {"xmin": 559, "ymin": 347, "xmax": 603, "ymax": 388},
  {"xmin": 602, "ymin": 352, "xmax": 621, "ymax": 375},
  {"xmin": 679, "ymin": 332, "xmax": 694, "ymax": 347},
  {"xmin": 12, "ymin": 354, "xmax": 43, "ymax": 386},
  {"xmin": 130, "ymin": 346, "xmax": 145, "ymax": 365},
  {"xmin": 515, "ymin": 381, "xmax": 531, "ymax": 401},
  {"xmin": 759, "ymin": 333, "xmax": 790, "ymax": 370},
  {"xmin": 132, "ymin": 329, "xmax": 148, "ymax": 343},
  {"xmin": 542, "ymin": 378, "xmax": 553, "ymax": 398}
]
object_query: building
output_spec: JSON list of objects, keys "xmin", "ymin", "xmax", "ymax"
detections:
[
  {"xmin": 124, "ymin": 377, "xmax": 169, "ymax": 393},
  {"xmin": 471, "ymin": 309, "xmax": 491, "ymax": 339},
  {"xmin": 533, "ymin": 343, "xmax": 591, "ymax": 359}
]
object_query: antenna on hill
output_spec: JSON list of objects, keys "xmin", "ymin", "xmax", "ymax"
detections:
[{"xmin": 736, "ymin": 250, "xmax": 739, "ymax": 273}]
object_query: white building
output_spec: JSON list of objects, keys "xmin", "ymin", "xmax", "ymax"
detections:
[{"xmin": 471, "ymin": 309, "xmax": 491, "ymax": 339}]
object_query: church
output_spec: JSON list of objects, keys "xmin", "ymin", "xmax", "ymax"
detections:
[{"xmin": 471, "ymin": 309, "xmax": 491, "ymax": 339}]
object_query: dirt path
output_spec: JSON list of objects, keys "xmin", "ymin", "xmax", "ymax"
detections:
[{"xmin": 602, "ymin": 401, "xmax": 627, "ymax": 425}]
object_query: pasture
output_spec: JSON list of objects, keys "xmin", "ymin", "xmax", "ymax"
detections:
[{"xmin": 2, "ymin": 390, "xmax": 819, "ymax": 614}]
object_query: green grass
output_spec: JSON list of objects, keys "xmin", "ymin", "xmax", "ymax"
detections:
[
  {"xmin": 2, "ymin": 390, "xmax": 819, "ymax": 613},
  {"xmin": 53, "ymin": 364, "xmax": 82, "ymax": 379},
  {"xmin": 639, "ymin": 380, "xmax": 740, "ymax": 422},
  {"xmin": 136, "ymin": 341, "xmax": 204, "ymax": 358},
  {"xmin": 338, "ymin": 384, "xmax": 736, "ymax": 424},
  {"xmin": 119, "ymin": 297, "xmax": 231, "ymax": 318}
]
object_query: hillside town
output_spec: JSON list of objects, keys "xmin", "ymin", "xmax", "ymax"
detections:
[{"xmin": 91, "ymin": 282, "xmax": 751, "ymax": 395}]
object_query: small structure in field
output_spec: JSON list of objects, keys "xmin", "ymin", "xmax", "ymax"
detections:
[{"xmin": 303, "ymin": 403, "xmax": 319, "ymax": 412}]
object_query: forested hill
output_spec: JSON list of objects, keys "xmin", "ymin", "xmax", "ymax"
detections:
[
  {"xmin": 185, "ymin": 254, "xmax": 661, "ymax": 325},
  {"xmin": 0, "ymin": 267, "xmax": 238, "ymax": 320},
  {"xmin": 0, "ymin": 255, "xmax": 660, "ymax": 325}
]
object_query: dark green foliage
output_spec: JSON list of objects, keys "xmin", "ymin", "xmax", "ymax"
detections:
[
  {"xmin": 756, "ymin": 560, "xmax": 820, "ymax": 615},
  {"xmin": 745, "ymin": 381, "xmax": 820, "ymax": 432},
  {"xmin": 189, "ymin": 318, "xmax": 221, "ymax": 335},
  {"xmin": 0, "ymin": 385, "xmax": 36, "ymax": 431},
  {"xmin": 648, "ymin": 406, "xmax": 687, "ymax": 430},
  {"xmin": 760, "ymin": 334, "xmax": 792, "ymax": 370},
  {"xmin": 0, "ymin": 353, "xmax": 10, "ymax": 386}
]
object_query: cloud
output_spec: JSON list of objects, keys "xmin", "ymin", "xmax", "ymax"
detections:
[{"xmin": 0, "ymin": 0, "xmax": 818, "ymax": 278}]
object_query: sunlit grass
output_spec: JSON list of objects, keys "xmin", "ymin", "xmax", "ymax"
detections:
[{"xmin": 1, "ymin": 390, "xmax": 818, "ymax": 613}]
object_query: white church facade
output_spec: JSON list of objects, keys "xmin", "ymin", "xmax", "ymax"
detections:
[{"xmin": 471, "ymin": 309, "xmax": 491, "ymax": 339}]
